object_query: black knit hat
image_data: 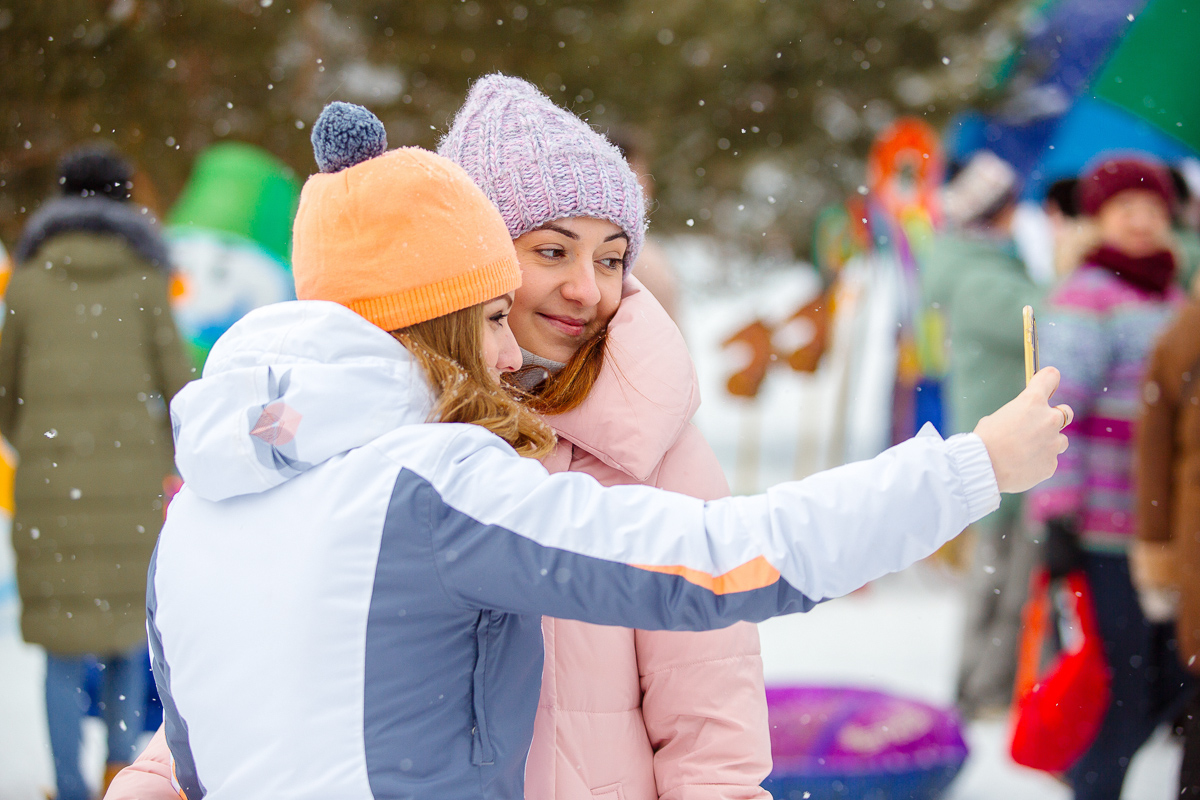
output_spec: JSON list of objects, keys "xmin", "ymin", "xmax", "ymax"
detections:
[{"xmin": 57, "ymin": 144, "xmax": 132, "ymax": 202}]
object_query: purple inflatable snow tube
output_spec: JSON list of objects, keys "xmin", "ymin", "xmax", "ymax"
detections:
[{"xmin": 763, "ymin": 686, "xmax": 969, "ymax": 800}]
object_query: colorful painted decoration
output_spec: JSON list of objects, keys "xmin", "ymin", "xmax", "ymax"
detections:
[{"xmin": 867, "ymin": 119, "xmax": 945, "ymax": 229}]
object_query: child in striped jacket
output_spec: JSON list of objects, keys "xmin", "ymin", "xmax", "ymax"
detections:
[{"xmin": 1029, "ymin": 155, "xmax": 1195, "ymax": 800}]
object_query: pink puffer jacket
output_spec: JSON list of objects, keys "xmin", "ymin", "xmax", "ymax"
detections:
[
  {"xmin": 526, "ymin": 278, "xmax": 770, "ymax": 800},
  {"xmin": 104, "ymin": 279, "xmax": 770, "ymax": 800}
]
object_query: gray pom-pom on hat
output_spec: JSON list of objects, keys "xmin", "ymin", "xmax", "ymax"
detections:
[{"xmin": 311, "ymin": 101, "xmax": 387, "ymax": 174}]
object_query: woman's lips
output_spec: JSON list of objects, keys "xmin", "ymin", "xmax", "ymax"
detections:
[{"xmin": 539, "ymin": 313, "xmax": 589, "ymax": 337}]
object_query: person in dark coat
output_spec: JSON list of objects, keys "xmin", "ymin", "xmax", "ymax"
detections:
[{"xmin": 0, "ymin": 145, "xmax": 193, "ymax": 799}]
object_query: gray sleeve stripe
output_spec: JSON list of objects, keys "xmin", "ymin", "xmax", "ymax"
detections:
[{"xmin": 418, "ymin": 470, "xmax": 819, "ymax": 628}]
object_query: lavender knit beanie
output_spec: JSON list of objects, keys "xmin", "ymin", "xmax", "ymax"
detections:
[{"xmin": 439, "ymin": 74, "xmax": 645, "ymax": 271}]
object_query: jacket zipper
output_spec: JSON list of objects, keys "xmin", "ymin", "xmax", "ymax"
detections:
[{"xmin": 471, "ymin": 611, "xmax": 496, "ymax": 766}]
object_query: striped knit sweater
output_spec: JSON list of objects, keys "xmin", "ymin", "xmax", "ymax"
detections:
[{"xmin": 1028, "ymin": 263, "xmax": 1185, "ymax": 552}]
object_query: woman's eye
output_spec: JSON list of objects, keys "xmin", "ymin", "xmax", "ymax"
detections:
[
  {"xmin": 535, "ymin": 247, "xmax": 564, "ymax": 259},
  {"xmin": 489, "ymin": 312, "xmax": 508, "ymax": 325},
  {"xmin": 599, "ymin": 257, "xmax": 625, "ymax": 271}
]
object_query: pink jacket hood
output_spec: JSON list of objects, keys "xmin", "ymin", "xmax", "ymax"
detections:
[
  {"xmin": 544, "ymin": 277, "xmax": 699, "ymax": 483},
  {"xmin": 530, "ymin": 277, "xmax": 770, "ymax": 800}
]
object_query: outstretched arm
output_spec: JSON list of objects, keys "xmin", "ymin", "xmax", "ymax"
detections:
[
  {"xmin": 421, "ymin": 424, "xmax": 988, "ymax": 628},
  {"xmin": 421, "ymin": 369, "xmax": 1065, "ymax": 631}
]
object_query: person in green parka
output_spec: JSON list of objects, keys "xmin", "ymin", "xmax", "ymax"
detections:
[
  {"xmin": 0, "ymin": 145, "xmax": 193, "ymax": 799},
  {"xmin": 924, "ymin": 150, "xmax": 1047, "ymax": 718}
]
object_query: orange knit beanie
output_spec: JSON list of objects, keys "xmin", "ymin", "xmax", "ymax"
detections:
[{"xmin": 292, "ymin": 102, "xmax": 521, "ymax": 331}]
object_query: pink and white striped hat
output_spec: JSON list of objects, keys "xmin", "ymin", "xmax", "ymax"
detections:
[{"xmin": 438, "ymin": 74, "xmax": 646, "ymax": 271}]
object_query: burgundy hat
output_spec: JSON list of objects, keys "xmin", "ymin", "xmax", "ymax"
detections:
[{"xmin": 1077, "ymin": 156, "xmax": 1176, "ymax": 217}]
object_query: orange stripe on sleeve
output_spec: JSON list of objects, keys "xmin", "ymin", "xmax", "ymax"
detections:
[
  {"xmin": 170, "ymin": 759, "xmax": 189, "ymax": 800},
  {"xmin": 632, "ymin": 556, "xmax": 781, "ymax": 594}
]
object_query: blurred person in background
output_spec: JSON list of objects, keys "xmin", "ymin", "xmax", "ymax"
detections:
[
  {"xmin": 607, "ymin": 126, "xmax": 682, "ymax": 325},
  {"xmin": 924, "ymin": 150, "xmax": 1045, "ymax": 719},
  {"xmin": 1027, "ymin": 155, "xmax": 1194, "ymax": 800},
  {"xmin": 1044, "ymin": 177, "xmax": 1096, "ymax": 281},
  {"xmin": 0, "ymin": 145, "xmax": 193, "ymax": 799},
  {"xmin": 1169, "ymin": 164, "xmax": 1200, "ymax": 295},
  {"xmin": 1175, "ymin": 160, "xmax": 1200, "ymax": 235},
  {"xmin": 1134, "ymin": 295, "xmax": 1200, "ymax": 797}
]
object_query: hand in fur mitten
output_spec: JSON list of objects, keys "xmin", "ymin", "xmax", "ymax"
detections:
[{"xmin": 1137, "ymin": 587, "xmax": 1180, "ymax": 623}]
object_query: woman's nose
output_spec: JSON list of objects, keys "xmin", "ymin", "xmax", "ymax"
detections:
[
  {"xmin": 497, "ymin": 325, "xmax": 523, "ymax": 373},
  {"xmin": 560, "ymin": 263, "xmax": 601, "ymax": 307}
]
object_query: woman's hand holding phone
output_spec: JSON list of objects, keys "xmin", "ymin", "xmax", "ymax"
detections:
[{"xmin": 972, "ymin": 308, "xmax": 1072, "ymax": 494}]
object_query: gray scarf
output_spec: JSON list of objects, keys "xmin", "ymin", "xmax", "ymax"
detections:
[{"xmin": 512, "ymin": 348, "xmax": 565, "ymax": 391}]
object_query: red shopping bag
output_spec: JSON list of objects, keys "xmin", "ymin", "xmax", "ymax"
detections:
[{"xmin": 1009, "ymin": 567, "xmax": 1111, "ymax": 773}]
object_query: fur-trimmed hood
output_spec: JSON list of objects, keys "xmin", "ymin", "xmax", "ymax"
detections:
[{"xmin": 15, "ymin": 196, "xmax": 170, "ymax": 268}]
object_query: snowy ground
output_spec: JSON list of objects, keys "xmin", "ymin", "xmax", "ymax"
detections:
[
  {"xmin": 757, "ymin": 567, "xmax": 1179, "ymax": 800},
  {"xmin": 0, "ymin": 255, "xmax": 1182, "ymax": 798}
]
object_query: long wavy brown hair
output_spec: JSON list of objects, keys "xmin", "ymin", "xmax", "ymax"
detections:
[
  {"xmin": 520, "ymin": 330, "xmax": 609, "ymax": 416},
  {"xmin": 392, "ymin": 304, "xmax": 556, "ymax": 459}
]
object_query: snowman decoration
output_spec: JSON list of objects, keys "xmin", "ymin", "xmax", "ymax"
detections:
[
  {"xmin": 165, "ymin": 141, "xmax": 300, "ymax": 367},
  {"xmin": 167, "ymin": 230, "xmax": 294, "ymax": 365}
]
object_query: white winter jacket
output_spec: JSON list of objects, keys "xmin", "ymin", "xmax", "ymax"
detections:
[{"xmin": 148, "ymin": 300, "xmax": 999, "ymax": 800}]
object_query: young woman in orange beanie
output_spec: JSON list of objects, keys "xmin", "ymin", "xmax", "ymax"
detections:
[{"xmin": 107, "ymin": 102, "xmax": 1070, "ymax": 800}]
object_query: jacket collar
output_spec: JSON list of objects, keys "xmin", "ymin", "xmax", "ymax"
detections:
[
  {"xmin": 544, "ymin": 277, "xmax": 699, "ymax": 482},
  {"xmin": 16, "ymin": 196, "xmax": 170, "ymax": 268}
]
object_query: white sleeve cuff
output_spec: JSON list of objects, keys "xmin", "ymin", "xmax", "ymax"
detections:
[{"xmin": 944, "ymin": 431, "xmax": 1001, "ymax": 523}]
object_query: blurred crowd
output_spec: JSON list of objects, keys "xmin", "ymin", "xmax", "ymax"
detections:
[{"xmin": 928, "ymin": 148, "xmax": 1200, "ymax": 799}]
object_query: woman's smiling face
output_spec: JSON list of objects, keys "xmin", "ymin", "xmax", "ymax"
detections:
[{"xmin": 509, "ymin": 217, "xmax": 627, "ymax": 364}]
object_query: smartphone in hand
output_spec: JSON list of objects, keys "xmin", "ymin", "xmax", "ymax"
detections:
[{"xmin": 1023, "ymin": 305, "xmax": 1039, "ymax": 386}]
